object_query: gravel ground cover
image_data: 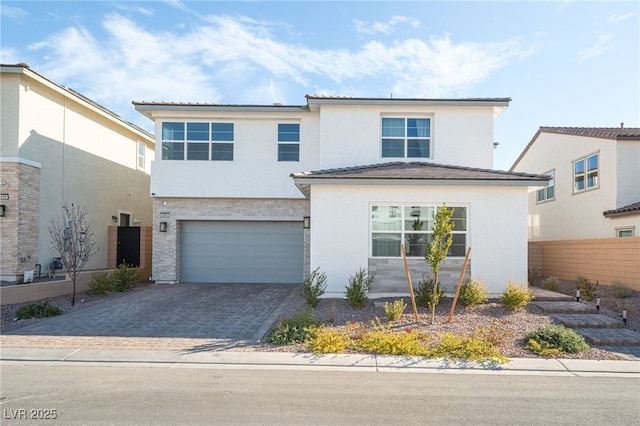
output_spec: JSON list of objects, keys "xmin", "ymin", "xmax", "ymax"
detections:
[{"xmin": 1, "ymin": 278, "xmax": 637, "ymax": 361}]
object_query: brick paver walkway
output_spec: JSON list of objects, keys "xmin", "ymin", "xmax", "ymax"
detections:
[{"xmin": 1, "ymin": 283, "xmax": 299, "ymax": 352}]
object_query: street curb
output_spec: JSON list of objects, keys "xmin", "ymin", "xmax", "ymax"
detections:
[{"xmin": 1, "ymin": 348, "xmax": 639, "ymax": 377}]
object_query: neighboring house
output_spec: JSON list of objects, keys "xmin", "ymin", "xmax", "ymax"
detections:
[
  {"xmin": 0, "ymin": 63, "xmax": 155, "ymax": 282},
  {"xmin": 134, "ymin": 96, "xmax": 547, "ymax": 296},
  {"xmin": 511, "ymin": 127, "xmax": 640, "ymax": 289}
]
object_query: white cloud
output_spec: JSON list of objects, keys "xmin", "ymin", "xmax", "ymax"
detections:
[
  {"xmin": 0, "ymin": 4, "xmax": 27, "ymax": 19},
  {"xmin": 606, "ymin": 13, "xmax": 636, "ymax": 24},
  {"xmin": 577, "ymin": 33, "xmax": 614, "ymax": 63},
  {"xmin": 354, "ymin": 16, "xmax": 420, "ymax": 35}
]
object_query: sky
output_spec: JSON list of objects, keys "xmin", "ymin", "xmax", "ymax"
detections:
[{"xmin": 1, "ymin": 1, "xmax": 638, "ymax": 170}]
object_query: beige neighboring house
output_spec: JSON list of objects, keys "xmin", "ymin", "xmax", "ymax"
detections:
[
  {"xmin": 511, "ymin": 126, "xmax": 640, "ymax": 290},
  {"xmin": 0, "ymin": 63, "xmax": 155, "ymax": 282}
]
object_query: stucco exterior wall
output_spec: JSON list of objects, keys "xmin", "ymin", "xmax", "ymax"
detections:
[
  {"xmin": 309, "ymin": 184, "xmax": 528, "ymax": 296},
  {"xmin": 513, "ymin": 133, "xmax": 622, "ymax": 241},
  {"xmin": 151, "ymin": 197, "xmax": 310, "ymax": 283},
  {"xmin": 616, "ymin": 140, "xmax": 640, "ymax": 208}
]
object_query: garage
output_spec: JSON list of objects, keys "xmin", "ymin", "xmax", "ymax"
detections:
[{"xmin": 180, "ymin": 220, "xmax": 304, "ymax": 283}]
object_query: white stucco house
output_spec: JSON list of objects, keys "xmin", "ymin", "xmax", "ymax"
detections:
[
  {"xmin": 511, "ymin": 127, "xmax": 640, "ymax": 289},
  {"xmin": 134, "ymin": 96, "xmax": 547, "ymax": 296},
  {"xmin": 0, "ymin": 63, "xmax": 155, "ymax": 282}
]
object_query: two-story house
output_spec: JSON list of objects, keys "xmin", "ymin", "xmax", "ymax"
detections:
[
  {"xmin": 134, "ymin": 96, "xmax": 547, "ymax": 296},
  {"xmin": 511, "ymin": 127, "xmax": 640, "ymax": 290},
  {"xmin": 0, "ymin": 63, "xmax": 155, "ymax": 282}
]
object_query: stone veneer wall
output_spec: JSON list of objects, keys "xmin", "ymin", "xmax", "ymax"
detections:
[
  {"xmin": 368, "ymin": 257, "xmax": 471, "ymax": 295},
  {"xmin": 152, "ymin": 197, "xmax": 310, "ymax": 283},
  {"xmin": 0, "ymin": 161, "xmax": 40, "ymax": 281}
]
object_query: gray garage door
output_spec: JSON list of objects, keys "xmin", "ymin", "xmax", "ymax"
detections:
[{"xmin": 180, "ymin": 221, "xmax": 304, "ymax": 283}]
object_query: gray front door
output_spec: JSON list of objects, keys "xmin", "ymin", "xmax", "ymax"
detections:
[{"xmin": 180, "ymin": 221, "xmax": 304, "ymax": 283}]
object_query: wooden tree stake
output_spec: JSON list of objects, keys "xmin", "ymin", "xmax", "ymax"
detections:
[
  {"xmin": 401, "ymin": 244, "xmax": 420, "ymax": 321},
  {"xmin": 447, "ymin": 246, "xmax": 472, "ymax": 323}
]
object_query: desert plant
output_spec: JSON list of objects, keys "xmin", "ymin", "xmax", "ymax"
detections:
[
  {"xmin": 111, "ymin": 263, "xmax": 139, "ymax": 292},
  {"xmin": 473, "ymin": 319, "xmax": 514, "ymax": 346},
  {"xmin": 345, "ymin": 268, "xmax": 374, "ymax": 308},
  {"xmin": 610, "ymin": 281, "xmax": 632, "ymax": 299},
  {"xmin": 524, "ymin": 324, "xmax": 589, "ymax": 355},
  {"xmin": 459, "ymin": 278, "xmax": 489, "ymax": 307},
  {"xmin": 576, "ymin": 275, "xmax": 598, "ymax": 301},
  {"xmin": 86, "ymin": 270, "xmax": 113, "ymax": 296},
  {"xmin": 306, "ymin": 325, "xmax": 352, "ymax": 354},
  {"xmin": 383, "ymin": 299, "xmax": 407, "ymax": 321},
  {"xmin": 500, "ymin": 281, "xmax": 532, "ymax": 310},
  {"xmin": 414, "ymin": 277, "xmax": 444, "ymax": 310},
  {"xmin": 425, "ymin": 332, "xmax": 509, "ymax": 364},
  {"xmin": 267, "ymin": 310, "xmax": 317, "ymax": 345},
  {"xmin": 425, "ymin": 204, "xmax": 455, "ymax": 323},
  {"xmin": 543, "ymin": 276, "xmax": 560, "ymax": 292},
  {"xmin": 356, "ymin": 319, "xmax": 429, "ymax": 356},
  {"xmin": 302, "ymin": 267, "xmax": 327, "ymax": 308},
  {"xmin": 16, "ymin": 301, "xmax": 63, "ymax": 320}
]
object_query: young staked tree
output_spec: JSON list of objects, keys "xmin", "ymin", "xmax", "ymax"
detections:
[
  {"xmin": 48, "ymin": 204, "xmax": 98, "ymax": 306},
  {"xmin": 425, "ymin": 204, "xmax": 455, "ymax": 324}
]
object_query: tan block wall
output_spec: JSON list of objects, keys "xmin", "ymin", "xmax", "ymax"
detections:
[
  {"xmin": 0, "ymin": 161, "xmax": 40, "ymax": 280},
  {"xmin": 152, "ymin": 198, "xmax": 310, "ymax": 283},
  {"xmin": 528, "ymin": 242, "xmax": 543, "ymax": 279},
  {"xmin": 529, "ymin": 237, "xmax": 640, "ymax": 290}
]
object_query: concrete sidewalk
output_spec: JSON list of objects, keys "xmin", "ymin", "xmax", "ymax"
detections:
[{"xmin": 1, "ymin": 347, "xmax": 638, "ymax": 378}]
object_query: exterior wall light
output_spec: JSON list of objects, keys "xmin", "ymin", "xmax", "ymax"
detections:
[
  {"xmin": 112, "ymin": 215, "xmax": 118, "ymax": 223},
  {"xmin": 303, "ymin": 216, "xmax": 310, "ymax": 229},
  {"xmin": 159, "ymin": 222, "xmax": 168, "ymax": 232}
]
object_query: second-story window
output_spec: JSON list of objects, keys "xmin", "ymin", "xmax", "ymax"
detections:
[
  {"xmin": 161, "ymin": 122, "xmax": 234, "ymax": 161},
  {"xmin": 537, "ymin": 170, "xmax": 555, "ymax": 203},
  {"xmin": 382, "ymin": 117, "xmax": 431, "ymax": 158},
  {"xmin": 278, "ymin": 123, "xmax": 300, "ymax": 161},
  {"xmin": 137, "ymin": 141, "xmax": 146, "ymax": 169},
  {"xmin": 573, "ymin": 153, "xmax": 598, "ymax": 193}
]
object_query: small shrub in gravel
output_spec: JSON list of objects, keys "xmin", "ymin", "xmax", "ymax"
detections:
[
  {"xmin": 345, "ymin": 268, "xmax": 373, "ymax": 308},
  {"xmin": 356, "ymin": 320, "xmax": 429, "ymax": 356},
  {"xmin": 16, "ymin": 301, "xmax": 63, "ymax": 320},
  {"xmin": 543, "ymin": 276, "xmax": 560, "ymax": 292},
  {"xmin": 268, "ymin": 311, "xmax": 316, "ymax": 345},
  {"xmin": 111, "ymin": 263, "xmax": 139, "ymax": 292},
  {"xmin": 86, "ymin": 270, "xmax": 113, "ymax": 296},
  {"xmin": 524, "ymin": 324, "xmax": 589, "ymax": 356},
  {"xmin": 302, "ymin": 267, "xmax": 327, "ymax": 308},
  {"xmin": 610, "ymin": 281, "xmax": 632, "ymax": 299},
  {"xmin": 414, "ymin": 278, "xmax": 443, "ymax": 310},
  {"xmin": 500, "ymin": 281, "xmax": 532, "ymax": 310},
  {"xmin": 306, "ymin": 325, "xmax": 352, "ymax": 354},
  {"xmin": 576, "ymin": 275, "xmax": 598, "ymax": 301},
  {"xmin": 383, "ymin": 299, "xmax": 407, "ymax": 321},
  {"xmin": 459, "ymin": 278, "xmax": 489, "ymax": 307}
]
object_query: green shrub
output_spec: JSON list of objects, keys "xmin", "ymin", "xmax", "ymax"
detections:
[
  {"xmin": 306, "ymin": 325, "xmax": 352, "ymax": 354},
  {"xmin": 610, "ymin": 281, "xmax": 632, "ymax": 299},
  {"xmin": 111, "ymin": 263, "xmax": 139, "ymax": 292},
  {"xmin": 500, "ymin": 281, "xmax": 532, "ymax": 310},
  {"xmin": 345, "ymin": 268, "xmax": 374, "ymax": 308},
  {"xmin": 543, "ymin": 276, "xmax": 560, "ymax": 292},
  {"xmin": 576, "ymin": 275, "xmax": 598, "ymax": 301},
  {"xmin": 267, "ymin": 311, "xmax": 317, "ymax": 345},
  {"xmin": 356, "ymin": 320, "xmax": 429, "ymax": 356},
  {"xmin": 86, "ymin": 270, "xmax": 114, "ymax": 296},
  {"xmin": 383, "ymin": 299, "xmax": 407, "ymax": 321},
  {"xmin": 302, "ymin": 267, "xmax": 327, "ymax": 308},
  {"xmin": 16, "ymin": 301, "xmax": 63, "ymax": 320},
  {"xmin": 524, "ymin": 324, "xmax": 589, "ymax": 355},
  {"xmin": 459, "ymin": 278, "xmax": 489, "ymax": 307},
  {"xmin": 414, "ymin": 278, "xmax": 443, "ymax": 310}
]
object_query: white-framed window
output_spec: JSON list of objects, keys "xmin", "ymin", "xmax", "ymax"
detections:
[
  {"xmin": 616, "ymin": 227, "xmax": 635, "ymax": 238},
  {"xmin": 573, "ymin": 153, "xmax": 598, "ymax": 193},
  {"xmin": 537, "ymin": 170, "xmax": 555, "ymax": 203},
  {"xmin": 161, "ymin": 122, "xmax": 234, "ymax": 161},
  {"xmin": 381, "ymin": 117, "xmax": 431, "ymax": 158},
  {"xmin": 277, "ymin": 123, "xmax": 300, "ymax": 161},
  {"xmin": 371, "ymin": 204, "xmax": 467, "ymax": 258},
  {"xmin": 137, "ymin": 142, "xmax": 145, "ymax": 170}
]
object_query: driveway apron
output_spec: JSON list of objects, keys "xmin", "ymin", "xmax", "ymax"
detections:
[{"xmin": 3, "ymin": 284, "xmax": 299, "ymax": 351}]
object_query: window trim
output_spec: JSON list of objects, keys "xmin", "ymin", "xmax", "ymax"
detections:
[
  {"xmin": 277, "ymin": 123, "xmax": 300, "ymax": 162},
  {"xmin": 572, "ymin": 152, "xmax": 599, "ymax": 194},
  {"xmin": 370, "ymin": 203, "xmax": 468, "ymax": 259},
  {"xmin": 616, "ymin": 227, "xmax": 635, "ymax": 238},
  {"xmin": 381, "ymin": 116, "xmax": 432, "ymax": 159},
  {"xmin": 536, "ymin": 169, "xmax": 555, "ymax": 204},
  {"xmin": 160, "ymin": 121, "xmax": 234, "ymax": 161}
]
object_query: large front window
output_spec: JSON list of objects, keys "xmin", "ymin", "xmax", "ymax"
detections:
[
  {"xmin": 371, "ymin": 205, "xmax": 467, "ymax": 258},
  {"xmin": 161, "ymin": 122, "xmax": 234, "ymax": 161},
  {"xmin": 382, "ymin": 117, "xmax": 431, "ymax": 158},
  {"xmin": 573, "ymin": 153, "xmax": 598, "ymax": 193}
]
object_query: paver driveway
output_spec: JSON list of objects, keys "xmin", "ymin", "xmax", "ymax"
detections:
[{"xmin": 2, "ymin": 283, "xmax": 300, "ymax": 351}]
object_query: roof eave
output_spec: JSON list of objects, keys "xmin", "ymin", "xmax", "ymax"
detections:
[{"xmin": 291, "ymin": 177, "xmax": 548, "ymax": 187}]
